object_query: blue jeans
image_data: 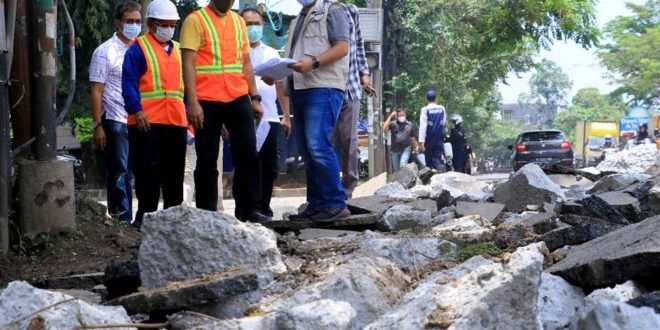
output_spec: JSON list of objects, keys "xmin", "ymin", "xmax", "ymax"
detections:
[
  {"xmin": 104, "ymin": 119, "xmax": 133, "ymax": 222},
  {"xmin": 390, "ymin": 146, "xmax": 412, "ymax": 172},
  {"xmin": 293, "ymin": 88, "xmax": 346, "ymax": 209}
]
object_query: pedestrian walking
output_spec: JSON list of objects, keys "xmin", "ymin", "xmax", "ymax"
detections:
[
  {"xmin": 90, "ymin": 1, "xmax": 142, "ymax": 225},
  {"xmin": 383, "ymin": 108, "xmax": 419, "ymax": 172},
  {"xmin": 180, "ymin": 0, "xmax": 270, "ymax": 223},
  {"xmin": 419, "ymin": 90, "xmax": 447, "ymax": 171},
  {"xmin": 241, "ymin": 7, "xmax": 292, "ymax": 217},
  {"xmin": 122, "ymin": 0, "xmax": 187, "ymax": 228}
]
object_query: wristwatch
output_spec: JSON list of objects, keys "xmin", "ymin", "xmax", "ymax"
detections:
[
  {"xmin": 311, "ymin": 56, "xmax": 320, "ymax": 70},
  {"xmin": 251, "ymin": 94, "xmax": 262, "ymax": 102},
  {"xmin": 92, "ymin": 120, "xmax": 103, "ymax": 129}
]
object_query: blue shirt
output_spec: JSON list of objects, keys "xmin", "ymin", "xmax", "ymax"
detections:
[{"xmin": 121, "ymin": 39, "xmax": 174, "ymax": 114}]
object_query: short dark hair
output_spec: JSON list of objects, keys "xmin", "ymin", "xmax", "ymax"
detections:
[
  {"xmin": 241, "ymin": 7, "xmax": 262, "ymax": 18},
  {"xmin": 396, "ymin": 108, "xmax": 406, "ymax": 115},
  {"xmin": 426, "ymin": 90, "xmax": 437, "ymax": 102},
  {"xmin": 115, "ymin": 1, "xmax": 141, "ymax": 21}
]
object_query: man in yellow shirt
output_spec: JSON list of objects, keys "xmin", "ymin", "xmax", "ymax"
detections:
[{"xmin": 180, "ymin": 0, "xmax": 269, "ymax": 223}]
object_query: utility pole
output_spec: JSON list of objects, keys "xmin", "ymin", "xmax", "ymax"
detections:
[
  {"xmin": 366, "ymin": 0, "xmax": 386, "ymax": 178},
  {"xmin": 9, "ymin": 0, "xmax": 31, "ymax": 146},
  {"xmin": 31, "ymin": 0, "xmax": 56, "ymax": 160}
]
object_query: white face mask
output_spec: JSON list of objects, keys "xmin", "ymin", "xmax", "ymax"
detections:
[
  {"xmin": 122, "ymin": 23, "xmax": 141, "ymax": 40},
  {"xmin": 397, "ymin": 116, "xmax": 406, "ymax": 123},
  {"xmin": 155, "ymin": 26, "xmax": 175, "ymax": 43}
]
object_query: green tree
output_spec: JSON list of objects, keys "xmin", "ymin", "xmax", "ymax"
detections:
[
  {"xmin": 553, "ymin": 88, "xmax": 626, "ymax": 142},
  {"xmin": 379, "ymin": 0, "xmax": 599, "ymax": 157},
  {"xmin": 599, "ymin": 0, "xmax": 660, "ymax": 103},
  {"xmin": 479, "ymin": 120, "xmax": 526, "ymax": 164},
  {"xmin": 521, "ymin": 59, "xmax": 573, "ymax": 129}
]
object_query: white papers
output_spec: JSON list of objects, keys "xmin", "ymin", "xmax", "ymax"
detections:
[
  {"xmin": 254, "ymin": 58, "xmax": 297, "ymax": 81},
  {"xmin": 256, "ymin": 120, "xmax": 271, "ymax": 152}
]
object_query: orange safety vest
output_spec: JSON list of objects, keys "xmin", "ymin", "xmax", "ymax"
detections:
[
  {"xmin": 193, "ymin": 7, "xmax": 248, "ymax": 102},
  {"xmin": 129, "ymin": 33, "xmax": 187, "ymax": 127}
]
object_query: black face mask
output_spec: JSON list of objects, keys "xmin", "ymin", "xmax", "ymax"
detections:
[{"xmin": 213, "ymin": 0, "xmax": 232, "ymax": 13}]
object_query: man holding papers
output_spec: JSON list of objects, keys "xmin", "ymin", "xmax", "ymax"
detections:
[
  {"xmin": 283, "ymin": 0, "xmax": 352, "ymax": 223},
  {"xmin": 243, "ymin": 6, "xmax": 292, "ymax": 217}
]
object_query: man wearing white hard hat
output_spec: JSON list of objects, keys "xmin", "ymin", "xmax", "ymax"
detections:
[{"xmin": 122, "ymin": 0, "xmax": 187, "ymax": 228}]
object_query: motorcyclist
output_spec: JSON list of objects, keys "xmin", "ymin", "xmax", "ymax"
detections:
[
  {"xmin": 602, "ymin": 135, "xmax": 616, "ymax": 149},
  {"xmin": 448, "ymin": 114, "xmax": 470, "ymax": 173},
  {"xmin": 636, "ymin": 123, "xmax": 651, "ymax": 143}
]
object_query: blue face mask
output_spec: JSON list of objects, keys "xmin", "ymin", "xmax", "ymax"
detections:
[
  {"xmin": 247, "ymin": 25, "xmax": 263, "ymax": 43},
  {"xmin": 122, "ymin": 23, "xmax": 141, "ymax": 40},
  {"xmin": 297, "ymin": 0, "xmax": 315, "ymax": 7}
]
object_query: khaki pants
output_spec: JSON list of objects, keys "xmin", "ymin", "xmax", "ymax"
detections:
[{"xmin": 183, "ymin": 140, "xmax": 224, "ymax": 211}]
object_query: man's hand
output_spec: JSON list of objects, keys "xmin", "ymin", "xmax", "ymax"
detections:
[
  {"xmin": 93, "ymin": 126, "xmax": 106, "ymax": 150},
  {"xmin": 221, "ymin": 125, "xmax": 230, "ymax": 140},
  {"xmin": 135, "ymin": 111, "xmax": 150, "ymax": 133},
  {"xmin": 188, "ymin": 101, "xmax": 204, "ymax": 130},
  {"xmin": 281, "ymin": 115, "xmax": 292, "ymax": 138},
  {"xmin": 421, "ymin": 143, "xmax": 426, "ymax": 153},
  {"xmin": 262, "ymin": 76, "xmax": 276, "ymax": 86},
  {"xmin": 252, "ymin": 100, "xmax": 264, "ymax": 121},
  {"xmin": 289, "ymin": 58, "xmax": 314, "ymax": 74},
  {"xmin": 390, "ymin": 112, "xmax": 397, "ymax": 119},
  {"xmin": 361, "ymin": 75, "xmax": 371, "ymax": 88}
]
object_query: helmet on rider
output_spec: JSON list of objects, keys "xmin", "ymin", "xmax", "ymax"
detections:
[{"xmin": 450, "ymin": 114, "xmax": 463, "ymax": 125}]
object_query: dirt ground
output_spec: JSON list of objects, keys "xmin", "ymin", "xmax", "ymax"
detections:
[{"xmin": 0, "ymin": 196, "xmax": 141, "ymax": 288}]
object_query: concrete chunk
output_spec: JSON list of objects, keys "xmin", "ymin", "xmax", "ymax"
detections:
[
  {"xmin": 455, "ymin": 201, "xmax": 504, "ymax": 222},
  {"xmin": 494, "ymin": 164, "xmax": 566, "ymax": 212},
  {"xmin": 106, "ymin": 269, "xmax": 258, "ymax": 315},
  {"xmin": 394, "ymin": 163, "xmax": 419, "ymax": 189}
]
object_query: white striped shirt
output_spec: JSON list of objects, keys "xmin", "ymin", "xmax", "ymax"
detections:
[{"xmin": 89, "ymin": 33, "xmax": 130, "ymax": 123}]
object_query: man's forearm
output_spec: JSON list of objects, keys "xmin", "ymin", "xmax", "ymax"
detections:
[
  {"xmin": 318, "ymin": 41, "xmax": 349, "ymax": 67},
  {"xmin": 182, "ymin": 50, "xmax": 199, "ymax": 104},
  {"xmin": 243, "ymin": 56, "xmax": 258, "ymax": 96},
  {"xmin": 276, "ymin": 82, "xmax": 290, "ymax": 117},
  {"xmin": 91, "ymin": 86, "xmax": 104, "ymax": 122}
]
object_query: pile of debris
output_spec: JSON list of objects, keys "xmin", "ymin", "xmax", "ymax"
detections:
[{"xmin": 2, "ymin": 156, "xmax": 660, "ymax": 329}]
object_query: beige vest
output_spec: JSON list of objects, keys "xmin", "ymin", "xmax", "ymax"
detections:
[{"xmin": 284, "ymin": 0, "xmax": 349, "ymax": 94}]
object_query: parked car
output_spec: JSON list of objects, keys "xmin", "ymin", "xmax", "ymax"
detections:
[{"xmin": 508, "ymin": 130, "xmax": 574, "ymax": 171}]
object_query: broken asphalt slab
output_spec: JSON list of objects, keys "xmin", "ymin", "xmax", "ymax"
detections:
[
  {"xmin": 455, "ymin": 201, "xmax": 505, "ymax": 222},
  {"xmin": 549, "ymin": 215, "xmax": 660, "ymax": 289},
  {"xmin": 106, "ymin": 269, "xmax": 258, "ymax": 315},
  {"xmin": 266, "ymin": 213, "xmax": 379, "ymax": 231}
]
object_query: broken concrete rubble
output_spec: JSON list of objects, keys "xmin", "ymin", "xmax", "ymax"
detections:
[
  {"xmin": 377, "ymin": 205, "xmax": 433, "ymax": 231},
  {"xmin": 539, "ymin": 214, "xmax": 622, "ymax": 251},
  {"xmin": 569, "ymin": 300, "xmax": 660, "ymax": 330},
  {"xmin": 33, "ymin": 272, "xmax": 105, "ymax": 291},
  {"xmin": 394, "ymin": 163, "xmax": 419, "ymax": 189},
  {"xmin": 0, "ymin": 281, "xmax": 132, "ymax": 330},
  {"xmin": 584, "ymin": 280, "xmax": 645, "ymax": 306},
  {"xmin": 549, "ymin": 215, "xmax": 660, "ymax": 288},
  {"xmin": 139, "ymin": 206, "xmax": 286, "ymax": 290},
  {"xmin": 432, "ymin": 215, "xmax": 493, "ymax": 239},
  {"xmin": 429, "ymin": 171, "xmax": 489, "ymax": 199},
  {"xmin": 360, "ymin": 231, "xmax": 457, "ymax": 271},
  {"xmin": 578, "ymin": 193, "xmax": 634, "ymax": 225},
  {"xmin": 365, "ymin": 243, "xmax": 548, "ymax": 329},
  {"xmin": 590, "ymin": 191, "xmax": 641, "ymax": 222},
  {"xmin": 409, "ymin": 184, "xmax": 432, "ymax": 198},
  {"xmin": 494, "ymin": 164, "xmax": 566, "ymax": 212},
  {"xmin": 537, "ymin": 272, "xmax": 585, "ymax": 330},
  {"xmin": 417, "ymin": 167, "xmax": 435, "ymax": 185},
  {"xmin": 262, "ymin": 255, "xmax": 410, "ymax": 329},
  {"xmin": 276, "ymin": 299, "xmax": 357, "ymax": 330},
  {"xmin": 588, "ymin": 173, "xmax": 652, "ymax": 194},
  {"xmin": 374, "ymin": 182, "xmax": 414, "ymax": 199},
  {"xmin": 106, "ymin": 269, "xmax": 258, "ymax": 315},
  {"xmin": 597, "ymin": 143, "xmax": 660, "ymax": 175},
  {"xmin": 454, "ymin": 201, "xmax": 504, "ymax": 222},
  {"xmin": 627, "ymin": 291, "xmax": 660, "ymax": 314},
  {"xmin": 649, "ymin": 185, "xmax": 660, "ymax": 215}
]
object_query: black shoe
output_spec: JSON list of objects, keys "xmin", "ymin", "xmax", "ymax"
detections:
[
  {"xmin": 311, "ymin": 207, "xmax": 351, "ymax": 223},
  {"xmin": 245, "ymin": 211, "xmax": 272, "ymax": 224},
  {"xmin": 288, "ymin": 207, "xmax": 319, "ymax": 221}
]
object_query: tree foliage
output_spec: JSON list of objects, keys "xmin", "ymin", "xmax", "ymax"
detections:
[
  {"xmin": 520, "ymin": 59, "xmax": 573, "ymax": 128},
  {"xmin": 599, "ymin": 0, "xmax": 659, "ymax": 103},
  {"xmin": 553, "ymin": 87, "xmax": 626, "ymax": 142},
  {"xmin": 380, "ymin": 0, "xmax": 599, "ymax": 157},
  {"xmin": 480, "ymin": 120, "xmax": 526, "ymax": 164}
]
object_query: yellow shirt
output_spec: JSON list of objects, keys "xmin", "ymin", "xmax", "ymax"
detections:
[{"xmin": 179, "ymin": 9, "xmax": 250, "ymax": 56}]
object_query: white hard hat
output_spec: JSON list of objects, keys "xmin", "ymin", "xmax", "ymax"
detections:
[
  {"xmin": 450, "ymin": 114, "xmax": 463, "ymax": 124},
  {"xmin": 147, "ymin": 0, "xmax": 180, "ymax": 20}
]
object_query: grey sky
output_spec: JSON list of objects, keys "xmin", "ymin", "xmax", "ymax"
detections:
[{"xmin": 497, "ymin": 0, "xmax": 646, "ymax": 104}]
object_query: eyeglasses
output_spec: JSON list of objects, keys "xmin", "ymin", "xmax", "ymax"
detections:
[
  {"xmin": 122, "ymin": 19, "xmax": 142, "ymax": 25},
  {"xmin": 153, "ymin": 20, "xmax": 177, "ymax": 28}
]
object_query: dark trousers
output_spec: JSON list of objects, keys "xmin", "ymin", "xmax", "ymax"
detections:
[
  {"xmin": 129, "ymin": 124, "xmax": 186, "ymax": 225},
  {"xmin": 195, "ymin": 96, "xmax": 261, "ymax": 218},
  {"xmin": 103, "ymin": 119, "xmax": 133, "ymax": 222},
  {"xmin": 335, "ymin": 98, "xmax": 360, "ymax": 199},
  {"xmin": 259, "ymin": 122, "xmax": 280, "ymax": 216},
  {"xmin": 425, "ymin": 136, "xmax": 445, "ymax": 172}
]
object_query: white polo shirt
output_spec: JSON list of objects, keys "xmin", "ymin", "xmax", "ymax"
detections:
[
  {"xmin": 89, "ymin": 33, "xmax": 131, "ymax": 124},
  {"xmin": 249, "ymin": 42, "xmax": 281, "ymax": 123}
]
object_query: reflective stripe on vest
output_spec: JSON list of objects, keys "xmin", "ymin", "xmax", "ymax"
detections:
[
  {"xmin": 193, "ymin": 7, "xmax": 248, "ymax": 102},
  {"xmin": 130, "ymin": 34, "xmax": 187, "ymax": 127}
]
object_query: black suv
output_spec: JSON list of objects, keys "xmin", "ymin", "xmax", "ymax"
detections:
[{"xmin": 508, "ymin": 130, "xmax": 574, "ymax": 171}]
